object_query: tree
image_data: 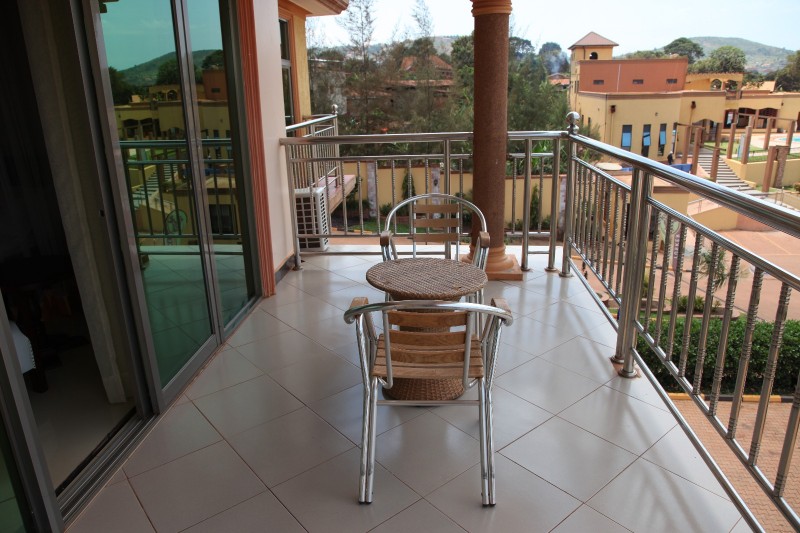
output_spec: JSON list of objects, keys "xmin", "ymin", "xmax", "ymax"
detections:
[
  {"xmin": 108, "ymin": 67, "xmax": 134, "ymax": 105},
  {"xmin": 156, "ymin": 59, "xmax": 181, "ymax": 85},
  {"xmin": 663, "ymin": 37, "xmax": 704, "ymax": 64},
  {"xmin": 339, "ymin": 0, "xmax": 381, "ymax": 133},
  {"xmin": 775, "ymin": 51, "xmax": 800, "ymax": 92},
  {"xmin": 201, "ymin": 50, "xmax": 224, "ymax": 70},
  {"xmin": 308, "ymin": 47, "xmax": 346, "ymax": 114},
  {"xmin": 538, "ymin": 42, "xmax": 568, "ymax": 75},
  {"xmin": 691, "ymin": 46, "xmax": 746, "ymax": 74},
  {"xmin": 156, "ymin": 58, "xmax": 201, "ymax": 85},
  {"xmin": 407, "ymin": 0, "xmax": 438, "ymax": 132},
  {"xmin": 506, "ymin": 37, "xmax": 568, "ymax": 132},
  {"xmin": 626, "ymin": 50, "xmax": 666, "ymax": 60}
]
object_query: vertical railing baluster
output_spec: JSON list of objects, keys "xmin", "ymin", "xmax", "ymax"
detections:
[
  {"xmin": 709, "ymin": 255, "xmax": 741, "ymax": 416},
  {"xmin": 666, "ymin": 224, "xmax": 688, "ymax": 362},
  {"xmin": 561, "ymin": 115, "xmax": 579, "ymax": 277},
  {"xmin": 511, "ymin": 157, "xmax": 519, "ymax": 240},
  {"xmin": 678, "ymin": 234, "xmax": 704, "ymax": 378},
  {"xmin": 614, "ymin": 189, "xmax": 629, "ymax": 297},
  {"xmin": 654, "ymin": 215, "xmax": 674, "ymax": 347},
  {"xmin": 775, "ymin": 364, "xmax": 800, "ymax": 497},
  {"xmin": 749, "ymin": 283, "xmax": 792, "ymax": 466},
  {"xmin": 692, "ymin": 242, "xmax": 721, "ymax": 395},
  {"xmin": 728, "ymin": 268, "xmax": 764, "ymax": 440},
  {"xmin": 607, "ymin": 185, "xmax": 620, "ymax": 298},
  {"xmin": 591, "ymin": 169, "xmax": 603, "ymax": 267},
  {"xmin": 599, "ymin": 178, "xmax": 611, "ymax": 282},
  {"xmin": 390, "ymin": 160, "xmax": 397, "ymax": 234},
  {"xmin": 285, "ymin": 144, "xmax": 302, "ymax": 269},
  {"xmin": 444, "ymin": 140, "xmax": 451, "ymax": 195},
  {"xmin": 547, "ymin": 137, "xmax": 561, "ymax": 272},
  {"xmin": 643, "ymin": 212, "xmax": 660, "ymax": 327},
  {"xmin": 522, "ymin": 139, "xmax": 533, "ymax": 271}
]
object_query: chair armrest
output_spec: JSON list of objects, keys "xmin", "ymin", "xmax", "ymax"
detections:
[
  {"xmin": 490, "ymin": 298, "xmax": 512, "ymax": 316},
  {"xmin": 350, "ymin": 297, "xmax": 369, "ymax": 310},
  {"xmin": 380, "ymin": 231, "xmax": 397, "ymax": 262},
  {"xmin": 478, "ymin": 231, "xmax": 490, "ymax": 250}
]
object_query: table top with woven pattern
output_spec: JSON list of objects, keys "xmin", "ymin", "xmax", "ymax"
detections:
[{"xmin": 366, "ymin": 258, "xmax": 487, "ymax": 301}]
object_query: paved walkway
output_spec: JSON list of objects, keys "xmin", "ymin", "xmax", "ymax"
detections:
[{"xmin": 674, "ymin": 399, "xmax": 798, "ymax": 532}]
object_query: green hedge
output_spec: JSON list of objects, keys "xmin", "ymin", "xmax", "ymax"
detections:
[{"xmin": 638, "ymin": 317, "xmax": 800, "ymax": 395}]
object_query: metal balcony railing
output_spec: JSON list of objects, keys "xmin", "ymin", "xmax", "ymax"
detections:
[
  {"xmin": 280, "ymin": 113, "xmax": 800, "ymax": 531},
  {"xmin": 119, "ymin": 111, "xmax": 340, "ymax": 247}
]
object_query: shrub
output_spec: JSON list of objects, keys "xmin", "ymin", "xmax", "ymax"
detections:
[{"xmin": 638, "ymin": 318, "xmax": 800, "ymax": 395}]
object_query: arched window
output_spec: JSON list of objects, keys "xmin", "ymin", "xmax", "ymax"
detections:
[
  {"xmin": 589, "ymin": 51, "xmax": 598, "ymax": 60},
  {"xmin": 710, "ymin": 79, "xmax": 722, "ymax": 90}
]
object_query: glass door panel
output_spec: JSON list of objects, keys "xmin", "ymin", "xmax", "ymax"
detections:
[
  {"xmin": 187, "ymin": 0, "xmax": 255, "ymax": 326},
  {"xmin": 100, "ymin": 0, "xmax": 215, "ymax": 386},
  {"xmin": 0, "ymin": 417, "xmax": 27, "ymax": 533}
]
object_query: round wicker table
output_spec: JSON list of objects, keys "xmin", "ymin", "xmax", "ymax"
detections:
[{"xmin": 365, "ymin": 258, "xmax": 488, "ymax": 400}]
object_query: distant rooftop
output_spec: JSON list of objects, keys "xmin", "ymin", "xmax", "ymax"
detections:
[{"xmin": 569, "ymin": 32, "xmax": 618, "ymax": 50}]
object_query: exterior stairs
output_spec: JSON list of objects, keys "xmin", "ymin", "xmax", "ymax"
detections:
[
  {"xmin": 130, "ymin": 174, "xmax": 164, "ymax": 209},
  {"xmin": 696, "ymin": 148, "xmax": 758, "ymax": 193},
  {"xmin": 695, "ymin": 147, "xmax": 796, "ymax": 211}
]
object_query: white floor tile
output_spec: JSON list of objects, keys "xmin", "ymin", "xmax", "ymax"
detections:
[
  {"xmin": 308, "ymin": 384, "xmax": 425, "ymax": 444},
  {"xmin": 229, "ymin": 407, "xmax": 353, "ymax": 487},
  {"xmin": 551, "ymin": 505, "xmax": 630, "ymax": 533},
  {"xmin": 495, "ymin": 358, "xmax": 601, "ymax": 414},
  {"xmin": 272, "ymin": 448, "xmax": 420, "ymax": 532},
  {"xmin": 588, "ymin": 459, "xmax": 741, "ymax": 532},
  {"xmin": 560, "ymin": 386, "xmax": 677, "ymax": 455},
  {"xmin": 643, "ymin": 425, "xmax": 730, "ymax": 499},
  {"xmin": 432, "ymin": 387, "xmax": 551, "ymax": 450},
  {"xmin": 375, "ymin": 412, "xmax": 480, "ymax": 496},
  {"xmin": 501, "ymin": 417, "xmax": 636, "ymax": 501},
  {"xmin": 193, "ymin": 374, "xmax": 303, "ymax": 438},
  {"xmin": 427, "ymin": 454, "xmax": 580, "ymax": 533}
]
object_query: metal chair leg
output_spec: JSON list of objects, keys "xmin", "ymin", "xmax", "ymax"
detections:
[
  {"xmin": 365, "ymin": 376, "xmax": 380, "ymax": 503},
  {"xmin": 485, "ymin": 385, "xmax": 496, "ymax": 506},
  {"xmin": 478, "ymin": 379, "xmax": 490, "ymax": 506},
  {"xmin": 358, "ymin": 380, "xmax": 372, "ymax": 503}
]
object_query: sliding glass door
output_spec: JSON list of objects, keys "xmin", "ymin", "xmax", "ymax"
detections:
[{"xmin": 98, "ymin": 0, "xmax": 256, "ymax": 390}]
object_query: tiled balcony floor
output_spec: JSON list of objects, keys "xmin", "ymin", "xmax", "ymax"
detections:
[{"xmin": 68, "ymin": 248, "xmax": 751, "ymax": 532}]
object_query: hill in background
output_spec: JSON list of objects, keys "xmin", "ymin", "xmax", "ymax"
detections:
[
  {"xmin": 118, "ymin": 50, "xmax": 217, "ymax": 87},
  {"xmin": 689, "ymin": 37, "xmax": 792, "ymax": 73}
]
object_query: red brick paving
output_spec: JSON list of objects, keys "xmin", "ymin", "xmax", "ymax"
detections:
[{"xmin": 674, "ymin": 399, "xmax": 799, "ymax": 532}]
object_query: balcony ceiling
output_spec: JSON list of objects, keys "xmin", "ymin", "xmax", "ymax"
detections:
[{"xmin": 290, "ymin": 0, "xmax": 348, "ymax": 17}]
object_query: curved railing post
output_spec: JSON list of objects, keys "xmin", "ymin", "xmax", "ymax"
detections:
[
  {"xmin": 613, "ymin": 167, "xmax": 653, "ymax": 377},
  {"xmin": 559, "ymin": 112, "xmax": 580, "ymax": 276}
]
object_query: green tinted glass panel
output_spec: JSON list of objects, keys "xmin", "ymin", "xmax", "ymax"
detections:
[
  {"xmin": 187, "ymin": 0, "xmax": 255, "ymax": 326},
  {"xmin": 0, "ymin": 415, "xmax": 26, "ymax": 533},
  {"xmin": 100, "ymin": 0, "xmax": 214, "ymax": 386}
]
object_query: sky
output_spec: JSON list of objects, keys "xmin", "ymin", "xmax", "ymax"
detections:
[
  {"xmin": 101, "ymin": 0, "xmax": 223, "ymax": 70},
  {"xmin": 310, "ymin": 0, "xmax": 800, "ymax": 55}
]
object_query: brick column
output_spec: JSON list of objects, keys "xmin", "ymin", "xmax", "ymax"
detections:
[{"xmin": 470, "ymin": 0, "xmax": 521, "ymax": 279}]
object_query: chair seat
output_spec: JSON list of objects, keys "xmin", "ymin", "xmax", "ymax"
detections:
[{"xmin": 373, "ymin": 334, "xmax": 484, "ymax": 380}]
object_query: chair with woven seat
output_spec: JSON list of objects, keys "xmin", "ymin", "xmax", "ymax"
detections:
[
  {"xmin": 344, "ymin": 297, "xmax": 513, "ymax": 506},
  {"xmin": 380, "ymin": 192, "xmax": 490, "ymax": 272}
]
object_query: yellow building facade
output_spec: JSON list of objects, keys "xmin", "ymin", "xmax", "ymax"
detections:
[{"xmin": 569, "ymin": 32, "xmax": 800, "ymax": 170}]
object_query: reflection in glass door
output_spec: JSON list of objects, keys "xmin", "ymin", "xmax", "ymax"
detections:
[
  {"xmin": 186, "ymin": 0, "xmax": 256, "ymax": 326},
  {"xmin": 99, "ymin": 0, "xmax": 255, "ymax": 387},
  {"xmin": 0, "ymin": 416, "xmax": 28, "ymax": 533}
]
